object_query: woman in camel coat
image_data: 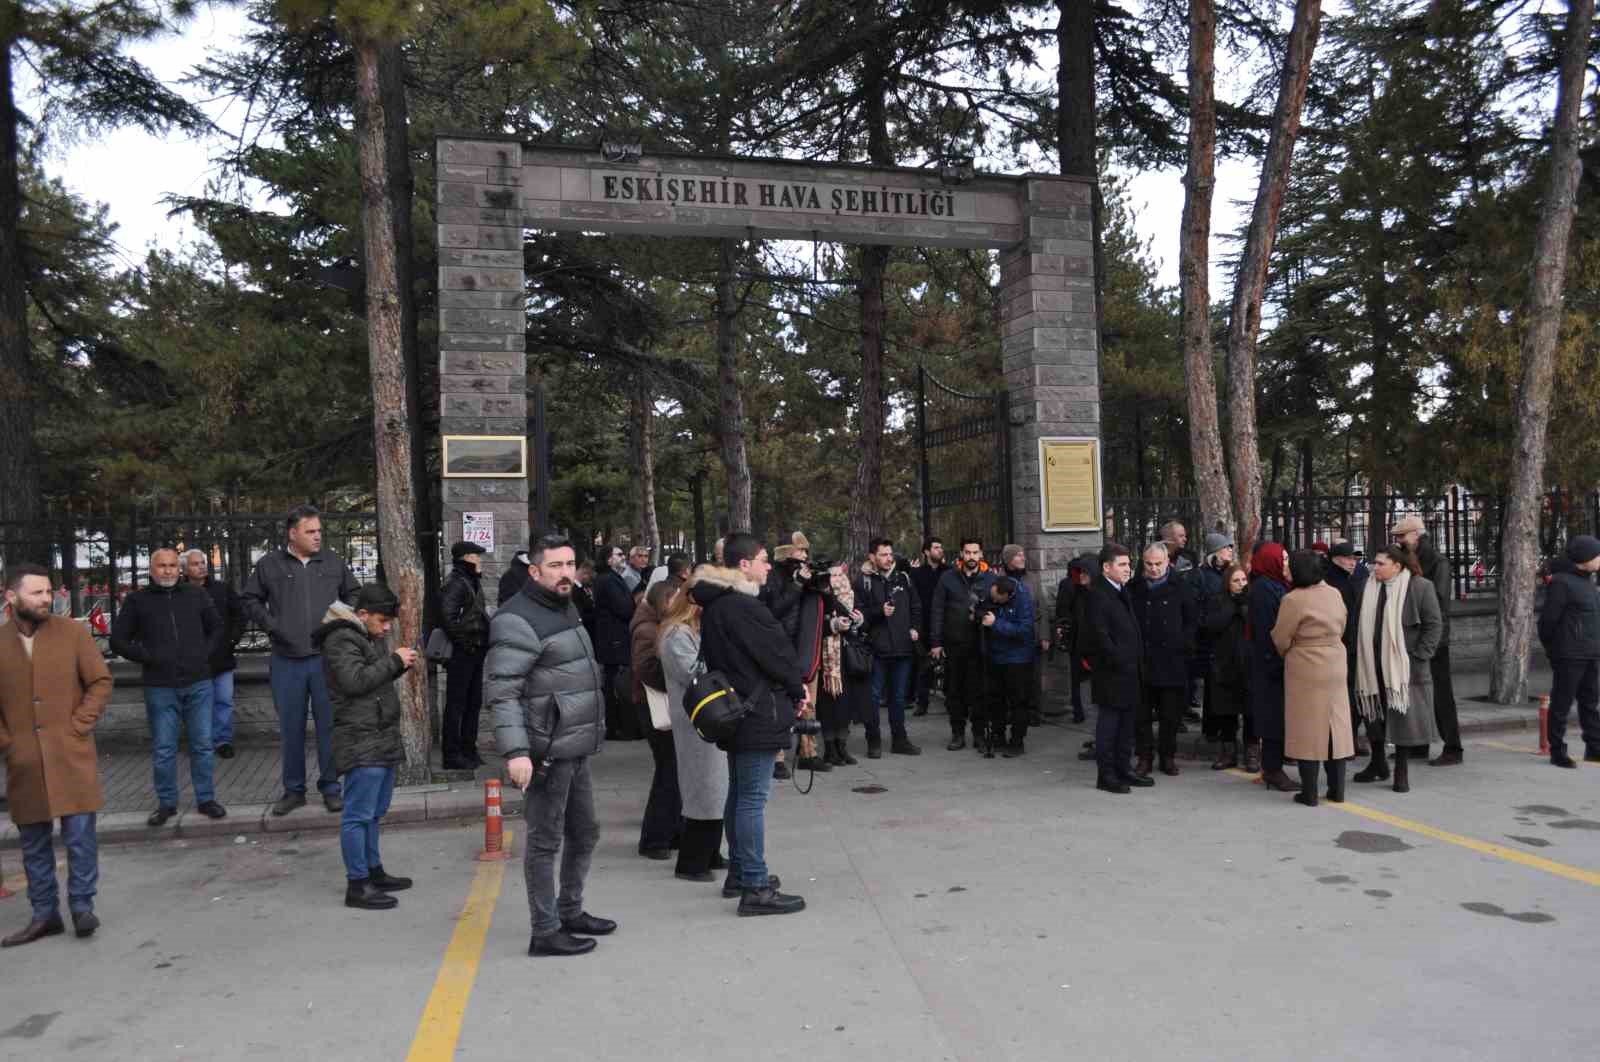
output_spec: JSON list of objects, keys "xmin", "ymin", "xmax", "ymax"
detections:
[{"xmin": 1271, "ymin": 550, "xmax": 1354, "ymax": 806}]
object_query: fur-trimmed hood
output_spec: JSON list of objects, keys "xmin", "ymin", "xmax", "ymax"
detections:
[
  {"xmin": 689, "ymin": 564, "xmax": 761, "ymax": 605},
  {"xmin": 311, "ymin": 600, "xmax": 365, "ymax": 649}
]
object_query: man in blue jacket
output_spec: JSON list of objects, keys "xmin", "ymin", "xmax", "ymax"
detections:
[{"xmin": 984, "ymin": 567, "xmax": 1037, "ymax": 758}]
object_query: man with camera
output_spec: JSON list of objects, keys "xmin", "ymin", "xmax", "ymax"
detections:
[
  {"xmin": 860, "ymin": 538, "xmax": 923, "ymax": 757},
  {"xmin": 767, "ymin": 532, "xmax": 833, "ymax": 772},
  {"xmin": 910, "ymin": 538, "xmax": 946, "ymax": 717},
  {"xmin": 488, "ymin": 535, "xmax": 616, "ymax": 957},
  {"xmin": 929, "ymin": 538, "xmax": 994, "ymax": 751},
  {"xmin": 983, "ymin": 571, "xmax": 1037, "ymax": 757},
  {"xmin": 691, "ymin": 532, "xmax": 809, "ymax": 916}
]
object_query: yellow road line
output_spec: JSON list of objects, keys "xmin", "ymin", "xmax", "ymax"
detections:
[
  {"xmin": 1472, "ymin": 739, "xmax": 1544, "ymax": 756},
  {"xmin": 405, "ymin": 830, "xmax": 512, "ymax": 1062},
  {"xmin": 1221, "ymin": 770, "xmax": 1600, "ymax": 888}
]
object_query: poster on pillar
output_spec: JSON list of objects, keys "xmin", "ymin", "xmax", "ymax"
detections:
[
  {"xmin": 1039, "ymin": 437, "xmax": 1102, "ymax": 532},
  {"xmin": 462, "ymin": 512, "xmax": 496, "ymax": 553}
]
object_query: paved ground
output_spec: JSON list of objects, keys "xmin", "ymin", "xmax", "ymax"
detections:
[{"xmin": 1, "ymin": 712, "xmax": 1594, "ymax": 1061}]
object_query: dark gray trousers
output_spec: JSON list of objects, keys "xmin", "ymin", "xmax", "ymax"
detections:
[{"xmin": 523, "ymin": 756, "xmax": 599, "ymax": 937}]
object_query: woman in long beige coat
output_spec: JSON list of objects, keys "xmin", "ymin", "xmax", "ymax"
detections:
[{"xmin": 1271, "ymin": 550, "xmax": 1354, "ymax": 807}]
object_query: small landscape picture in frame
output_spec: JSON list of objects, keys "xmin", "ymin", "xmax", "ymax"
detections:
[{"xmin": 442, "ymin": 435, "xmax": 528, "ymax": 478}]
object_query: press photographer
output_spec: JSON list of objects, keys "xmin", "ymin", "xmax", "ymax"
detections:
[
  {"xmin": 929, "ymin": 538, "xmax": 995, "ymax": 751},
  {"xmin": 860, "ymin": 538, "xmax": 923, "ymax": 757},
  {"xmin": 764, "ymin": 532, "xmax": 833, "ymax": 774}
]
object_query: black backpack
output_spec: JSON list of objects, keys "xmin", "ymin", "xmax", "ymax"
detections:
[{"xmin": 682, "ymin": 598, "xmax": 756, "ymax": 743}]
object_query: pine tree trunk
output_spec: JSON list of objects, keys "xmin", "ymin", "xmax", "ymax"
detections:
[
  {"xmin": 847, "ymin": 51, "xmax": 892, "ymax": 561},
  {"xmin": 631, "ymin": 377, "xmax": 660, "ymax": 551},
  {"xmin": 1056, "ymin": 0, "xmax": 1106, "ymax": 333},
  {"xmin": 1178, "ymin": 0, "xmax": 1232, "ymax": 539},
  {"xmin": 714, "ymin": 239, "xmax": 753, "ymax": 531},
  {"xmin": 0, "ymin": 43, "xmax": 40, "ymax": 559},
  {"xmin": 1225, "ymin": 0, "xmax": 1322, "ymax": 558},
  {"xmin": 1491, "ymin": 0, "xmax": 1595, "ymax": 705},
  {"xmin": 353, "ymin": 35, "xmax": 431, "ymax": 783}
]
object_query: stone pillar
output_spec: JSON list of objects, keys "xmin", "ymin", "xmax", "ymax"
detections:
[
  {"xmin": 436, "ymin": 137, "xmax": 529, "ymax": 605},
  {"xmin": 1000, "ymin": 176, "xmax": 1103, "ymax": 619}
]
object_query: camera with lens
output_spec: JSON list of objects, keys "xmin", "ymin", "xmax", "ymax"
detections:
[
  {"xmin": 780, "ymin": 553, "xmax": 835, "ymax": 594},
  {"xmin": 793, "ymin": 716, "xmax": 822, "ymax": 736},
  {"xmin": 971, "ymin": 575, "xmax": 1016, "ymax": 622}
]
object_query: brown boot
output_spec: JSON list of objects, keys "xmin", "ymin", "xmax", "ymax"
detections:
[
  {"xmin": 1261, "ymin": 768, "xmax": 1298, "ymax": 792},
  {"xmin": 1244, "ymin": 742, "xmax": 1262, "ymax": 773},
  {"xmin": 1211, "ymin": 742, "xmax": 1238, "ymax": 770}
]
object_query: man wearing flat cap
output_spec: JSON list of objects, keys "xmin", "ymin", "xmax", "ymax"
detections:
[
  {"xmin": 1392, "ymin": 515, "xmax": 1463, "ymax": 765},
  {"xmin": 441, "ymin": 541, "xmax": 490, "ymax": 769},
  {"xmin": 1539, "ymin": 535, "xmax": 1600, "ymax": 767}
]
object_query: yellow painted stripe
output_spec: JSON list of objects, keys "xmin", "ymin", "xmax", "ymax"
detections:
[
  {"xmin": 405, "ymin": 830, "xmax": 512, "ymax": 1061},
  {"xmin": 1473, "ymin": 739, "xmax": 1544, "ymax": 756},
  {"xmin": 1220, "ymin": 769, "xmax": 1600, "ymax": 887}
]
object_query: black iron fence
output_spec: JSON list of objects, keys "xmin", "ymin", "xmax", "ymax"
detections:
[
  {"xmin": 0, "ymin": 508, "xmax": 419, "ymax": 649},
  {"xmin": 1103, "ymin": 489, "xmax": 1600, "ymax": 601},
  {"xmin": 916, "ymin": 367, "xmax": 1013, "ymax": 560}
]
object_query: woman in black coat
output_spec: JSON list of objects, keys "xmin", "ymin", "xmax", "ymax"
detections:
[
  {"xmin": 1246, "ymin": 542, "xmax": 1297, "ymax": 791},
  {"xmin": 1201, "ymin": 563, "xmax": 1254, "ymax": 770}
]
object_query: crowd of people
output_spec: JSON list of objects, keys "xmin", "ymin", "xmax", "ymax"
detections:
[{"xmin": 4, "ymin": 509, "xmax": 1600, "ymax": 953}]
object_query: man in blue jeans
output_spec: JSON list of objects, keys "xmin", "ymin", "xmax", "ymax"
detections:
[
  {"xmin": 110, "ymin": 549, "xmax": 226, "ymax": 826},
  {"xmin": 1, "ymin": 563, "xmax": 115, "ymax": 947},
  {"xmin": 243, "ymin": 505, "xmax": 360, "ymax": 815},
  {"xmin": 183, "ymin": 548, "xmax": 245, "ymax": 759},
  {"xmin": 314, "ymin": 583, "xmax": 419, "ymax": 910},
  {"xmin": 860, "ymin": 538, "xmax": 923, "ymax": 757},
  {"xmin": 691, "ymin": 533, "xmax": 808, "ymax": 917}
]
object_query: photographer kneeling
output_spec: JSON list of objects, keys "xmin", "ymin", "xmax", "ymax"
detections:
[{"xmin": 691, "ymin": 533, "xmax": 810, "ymax": 917}]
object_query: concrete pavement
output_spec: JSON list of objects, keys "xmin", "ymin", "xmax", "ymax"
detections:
[{"xmin": 1, "ymin": 715, "xmax": 1595, "ymax": 1061}]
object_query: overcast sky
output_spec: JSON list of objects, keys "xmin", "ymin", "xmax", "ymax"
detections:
[{"xmin": 31, "ymin": 6, "xmax": 1251, "ymax": 292}]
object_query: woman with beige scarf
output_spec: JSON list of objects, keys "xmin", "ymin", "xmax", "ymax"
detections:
[
  {"xmin": 819, "ymin": 563, "xmax": 870, "ymax": 766},
  {"xmin": 1354, "ymin": 544, "xmax": 1443, "ymax": 793}
]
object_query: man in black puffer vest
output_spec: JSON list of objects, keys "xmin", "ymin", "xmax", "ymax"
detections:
[
  {"xmin": 693, "ymin": 532, "xmax": 808, "ymax": 917},
  {"xmin": 440, "ymin": 541, "xmax": 490, "ymax": 769},
  {"xmin": 1540, "ymin": 535, "xmax": 1600, "ymax": 768},
  {"xmin": 488, "ymin": 535, "xmax": 615, "ymax": 957}
]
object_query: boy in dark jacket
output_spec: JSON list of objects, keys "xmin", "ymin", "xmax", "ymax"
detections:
[
  {"xmin": 983, "ymin": 575, "xmax": 1036, "ymax": 757},
  {"xmin": 692, "ymin": 533, "xmax": 808, "ymax": 917},
  {"xmin": 314, "ymin": 584, "xmax": 418, "ymax": 911},
  {"xmin": 1539, "ymin": 535, "xmax": 1600, "ymax": 767},
  {"xmin": 859, "ymin": 538, "xmax": 923, "ymax": 756}
]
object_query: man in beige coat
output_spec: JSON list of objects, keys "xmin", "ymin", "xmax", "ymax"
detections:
[{"xmin": 0, "ymin": 563, "xmax": 114, "ymax": 946}]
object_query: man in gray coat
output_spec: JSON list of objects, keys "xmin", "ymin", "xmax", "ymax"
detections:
[{"xmin": 487, "ymin": 534, "xmax": 615, "ymax": 958}]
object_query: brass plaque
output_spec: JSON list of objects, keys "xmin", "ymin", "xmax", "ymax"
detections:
[{"xmin": 1039, "ymin": 438, "xmax": 1101, "ymax": 531}]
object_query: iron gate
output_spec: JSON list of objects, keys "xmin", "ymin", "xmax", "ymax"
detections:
[{"xmin": 916, "ymin": 366, "xmax": 1013, "ymax": 555}]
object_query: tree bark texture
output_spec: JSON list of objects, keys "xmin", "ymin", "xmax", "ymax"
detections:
[
  {"xmin": 1491, "ymin": 0, "xmax": 1595, "ymax": 705},
  {"xmin": 631, "ymin": 376, "xmax": 661, "ymax": 552},
  {"xmin": 714, "ymin": 239, "xmax": 753, "ymax": 531},
  {"xmin": 1178, "ymin": 0, "xmax": 1232, "ymax": 540},
  {"xmin": 1225, "ymin": 0, "xmax": 1322, "ymax": 559},
  {"xmin": 353, "ymin": 35, "xmax": 432, "ymax": 783},
  {"xmin": 0, "ymin": 43, "xmax": 40, "ymax": 557},
  {"xmin": 847, "ymin": 48, "xmax": 893, "ymax": 561}
]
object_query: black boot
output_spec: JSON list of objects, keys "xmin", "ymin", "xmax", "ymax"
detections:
[
  {"xmin": 1353, "ymin": 745, "xmax": 1389, "ymax": 783},
  {"xmin": 345, "ymin": 879, "xmax": 398, "ymax": 910},
  {"xmin": 369, "ymin": 865, "xmax": 413, "ymax": 891},
  {"xmin": 946, "ymin": 730, "xmax": 966, "ymax": 751},
  {"xmin": 1392, "ymin": 747, "xmax": 1410, "ymax": 793},
  {"xmin": 1326, "ymin": 759, "xmax": 1347, "ymax": 803},
  {"xmin": 1293, "ymin": 762, "xmax": 1319, "ymax": 807},
  {"xmin": 737, "ymin": 886, "xmax": 807, "ymax": 917},
  {"xmin": 835, "ymin": 738, "xmax": 859, "ymax": 766}
]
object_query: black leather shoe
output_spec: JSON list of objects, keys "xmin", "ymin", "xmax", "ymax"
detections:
[
  {"xmin": 369, "ymin": 865, "xmax": 413, "ymax": 891},
  {"xmin": 216, "ymin": 743, "xmax": 235, "ymax": 759},
  {"xmin": 344, "ymin": 880, "xmax": 398, "ymax": 910},
  {"xmin": 1353, "ymin": 763, "xmax": 1389, "ymax": 783},
  {"xmin": 561, "ymin": 912, "xmax": 617, "ymax": 936},
  {"xmin": 1, "ymin": 914, "xmax": 65, "ymax": 948},
  {"xmin": 323, "ymin": 792, "xmax": 344, "ymax": 813},
  {"xmin": 71, "ymin": 910, "xmax": 100, "ymax": 938},
  {"xmin": 1097, "ymin": 778, "xmax": 1131, "ymax": 794},
  {"xmin": 723, "ymin": 874, "xmax": 780, "ymax": 898},
  {"xmin": 529, "ymin": 931, "xmax": 596, "ymax": 956},
  {"xmin": 1293, "ymin": 792, "xmax": 1318, "ymax": 807},
  {"xmin": 676, "ymin": 870, "xmax": 716, "ymax": 882},
  {"xmin": 1551, "ymin": 752, "xmax": 1578, "ymax": 768},
  {"xmin": 147, "ymin": 806, "xmax": 177, "ymax": 827},
  {"xmin": 271, "ymin": 792, "xmax": 307, "ymax": 816},
  {"xmin": 891, "ymin": 736, "xmax": 921, "ymax": 755},
  {"xmin": 1121, "ymin": 773, "xmax": 1155, "ymax": 788},
  {"xmin": 639, "ymin": 847, "xmax": 672, "ymax": 861},
  {"xmin": 737, "ymin": 886, "xmax": 806, "ymax": 916},
  {"xmin": 197, "ymin": 800, "xmax": 227, "ymax": 820}
]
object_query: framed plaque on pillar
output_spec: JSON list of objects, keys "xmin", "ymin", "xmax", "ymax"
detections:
[
  {"xmin": 442, "ymin": 435, "xmax": 528, "ymax": 478},
  {"xmin": 1039, "ymin": 437, "xmax": 1102, "ymax": 532}
]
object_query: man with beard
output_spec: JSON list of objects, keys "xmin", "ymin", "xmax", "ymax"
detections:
[
  {"xmin": 1391, "ymin": 516, "xmax": 1462, "ymax": 766},
  {"xmin": 910, "ymin": 538, "xmax": 945, "ymax": 716},
  {"xmin": 929, "ymin": 538, "xmax": 995, "ymax": 751},
  {"xmin": 111, "ymin": 548, "xmax": 225, "ymax": 826},
  {"xmin": 592, "ymin": 544, "xmax": 637, "ymax": 740},
  {"xmin": 489, "ymin": 535, "xmax": 615, "ymax": 957},
  {"xmin": 860, "ymin": 538, "xmax": 923, "ymax": 756},
  {"xmin": 1, "ymin": 564, "xmax": 115, "ymax": 946}
]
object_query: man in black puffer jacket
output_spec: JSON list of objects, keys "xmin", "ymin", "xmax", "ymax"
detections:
[
  {"xmin": 487, "ymin": 535, "xmax": 614, "ymax": 957},
  {"xmin": 1539, "ymin": 535, "xmax": 1600, "ymax": 768},
  {"xmin": 440, "ymin": 541, "xmax": 490, "ymax": 769},
  {"xmin": 931, "ymin": 537, "xmax": 995, "ymax": 750},
  {"xmin": 692, "ymin": 532, "xmax": 808, "ymax": 918},
  {"xmin": 313, "ymin": 584, "xmax": 418, "ymax": 911},
  {"xmin": 110, "ymin": 548, "xmax": 224, "ymax": 826},
  {"xmin": 859, "ymin": 537, "xmax": 923, "ymax": 756}
]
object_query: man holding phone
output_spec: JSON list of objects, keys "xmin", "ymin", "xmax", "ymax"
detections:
[
  {"xmin": 486, "ymin": 534, "xmax": 615, "ymax": 957},
  {"xmin": 860, "ymin": 538, "xmax": 922, "ymax": 757}
]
